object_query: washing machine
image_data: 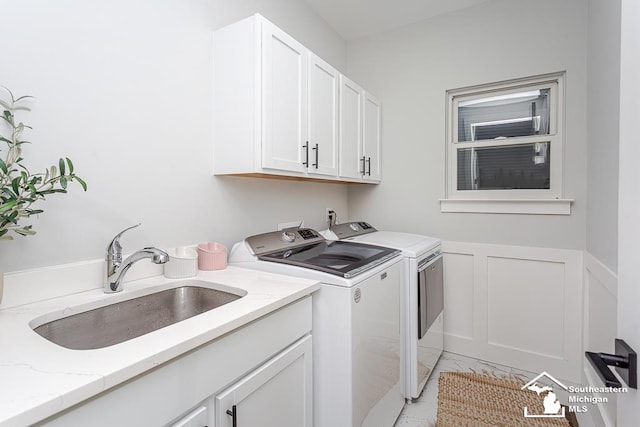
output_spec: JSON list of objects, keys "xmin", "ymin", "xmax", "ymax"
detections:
[
  {"xmin": 228, "ymin": 227, "xmax": 405, "ymax": 427},
  {"xmin": 322, "ymin": 221, "xmax": 443, "ymax": 401}
]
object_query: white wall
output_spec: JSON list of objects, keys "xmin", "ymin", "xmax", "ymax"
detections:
[
  {"xmin": 0, "ymin": 0, "xmax": 349, "ymax": 272},
  {"xmin": 345, "ymin": 0, "xmax": 588, "ymax": 250},
  {"xmin": 586, "ymin": 0, "xmax": 620, "ymax": 273},
  {"xmin": 583, "ymin": 0, "xmax": 621, "ymax": 424}
]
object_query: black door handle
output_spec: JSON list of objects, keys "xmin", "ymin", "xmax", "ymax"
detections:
[
  {"xmin": 302, "ymin": 141, "xmax": 309, "ymax": 167},
  {"xmin": 366, "ymin": 157, "xmax": 371, "ymax": 176},
  {"xmin": 312, "ymin": 143, "xmax": 319, "ymax": 168},
  {"xmin": 226, "ymin": 405, "xmax": 237, "ymax": 427},
  {"xmin": 360, "ymin": 156, "xmax": 366, "ymax": 175}
]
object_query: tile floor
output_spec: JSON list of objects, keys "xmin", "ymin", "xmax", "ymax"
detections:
[{"xmin": 393, "ymin": 351, "xmax": 600, "ymax": 427}]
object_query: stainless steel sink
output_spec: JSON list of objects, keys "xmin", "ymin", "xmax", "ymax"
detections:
[{"xmin": 32, "ymin": 283, "xmax": 243, "ymax": 350}]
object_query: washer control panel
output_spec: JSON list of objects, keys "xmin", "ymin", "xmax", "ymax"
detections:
[
  {"xmin": 329, "ymin": 221, "xmax": 377, "ymax": 239},
  {"xmin": 245, "ymin": 228, "xmax": 324, "ymax": 255}
]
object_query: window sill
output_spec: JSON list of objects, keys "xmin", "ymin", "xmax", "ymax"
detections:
[{"xmin": 439, "ymin": 198, "xmax": 574, "ymax": 215}]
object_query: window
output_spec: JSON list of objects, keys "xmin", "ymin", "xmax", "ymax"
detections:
[{"xmin": 442, "ymin": 72, "xmax": 572, "ymax": 214}]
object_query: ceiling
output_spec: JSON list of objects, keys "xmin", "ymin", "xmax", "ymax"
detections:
[{"xmin": 302, "ymin": 0, "xmax": 492, "ymax": 40}]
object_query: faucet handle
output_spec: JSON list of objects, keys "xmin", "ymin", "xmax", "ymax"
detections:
[{"xmin": 107, "ymin": 223, "xmax": 141, "ymax": 261}]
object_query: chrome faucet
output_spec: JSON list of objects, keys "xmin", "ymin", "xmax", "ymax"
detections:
[{"xmin": 104, "ymin": 223, "xmax": 170, "ymax": 293}]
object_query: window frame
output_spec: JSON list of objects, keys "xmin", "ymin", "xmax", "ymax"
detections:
[{"xmin": 442, "ymin": 72, "xmax": 572, "ymax": 214}]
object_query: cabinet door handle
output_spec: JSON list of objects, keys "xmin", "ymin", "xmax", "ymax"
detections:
[
  {"xmin": 366, "ymin": 157, "xmax": 371, "ymax": 176},
  {"xmin": 312, "ymin": 143, "xmax": 319, "ymax": 169},
  {"xmin": 360, "ymin": 156, "xmax": 366, "ymax": 175},
  {"xmin": 226, "ymin": 405, "xmax": 237, "ymax": 427},
  {"xmin": 302, "ymin": 142, "xmax": 309, "ymax": 167}
]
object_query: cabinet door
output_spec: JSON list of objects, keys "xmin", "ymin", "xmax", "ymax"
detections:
[
  {"xmin": 362, "ymin": 92, "xmax": 382, "ymax": 182},
  {"xmin": 339, "ymin": 75, "xmax": 364, "ymax": 180},
  {"xmin": 307, "ymin": 54, "xmax": 339, "ymax": 177},
  {"xmin": 169, "ymin": 405, "xmax": 208, "ymax": 427},
  {"xmin": 215, "ymin": 336, "xmax": 312, "ymax": 427},
  {"xmin": 261, "ymin": 19, "xmax": 308, "ymax": 173}
]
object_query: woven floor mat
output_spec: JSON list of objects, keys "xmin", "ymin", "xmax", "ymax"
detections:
[{"xmin": 436, "ymin": 372, "xmax": 578, "ymax": 427}]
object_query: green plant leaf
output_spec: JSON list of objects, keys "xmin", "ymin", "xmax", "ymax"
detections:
[
  {"xmin": 59, "ymin": 158, "xmax": 65, "ymax": 175},
  {"xmin": 15, "ymin": 226, "xmax": 36, "ymax": 236},
  {"xmin": 66, "ymin": 157, "xmax": 74, "ymax": 174},
  {"xmin": 74, "ymin": 176, "xmax": 88, "ymax": 191},
  {"xmin": 7, "ymin": 210, "xmax": 19, "ymax": 224},
  {"xmin": 14, "ymin": 95, "xmax": 34, "ymax": 102},
  {"xmin": 0, "ymin": 159, "xmax": 7, "ymax": 174},
  {"xmin": 1, "ymin": 188, "xmax": 16, "ymax": 198},
  {"xmin": 0, "ymin": 199, "xmax": 17, "ymax": 214},
  {"xmin": 7, "ymin": 146, "xmax": 21, "ymax": 164},
  {"xmin": 11, "ymin": 176, "xmax": 20, "ymax": 195},
  {"xmin": 60, "ymin": 176, "xmax": 68, "ymax": 189}
]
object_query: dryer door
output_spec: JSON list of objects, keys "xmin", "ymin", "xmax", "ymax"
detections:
[{"xmin": 418, "ymin": 256, "xmax": 443, "ymax": 339}]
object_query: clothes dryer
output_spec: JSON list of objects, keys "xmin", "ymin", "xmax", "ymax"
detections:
[{"xmin": 323, "ymin": 222, "xmax": 443, "ymax": 401}]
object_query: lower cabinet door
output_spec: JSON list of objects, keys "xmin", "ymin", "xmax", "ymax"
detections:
[
  {"xmin": 215, "ymin": 335, "xmax": 312, "ymax": 427},
  {"xmin": 169, "ymin": 405, "xmax": 208, "ymax": 427}
]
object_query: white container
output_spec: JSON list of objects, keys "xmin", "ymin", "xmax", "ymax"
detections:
[{"xmin": 163, "ymin": 247, "xmax": 198, "ymax": 279}]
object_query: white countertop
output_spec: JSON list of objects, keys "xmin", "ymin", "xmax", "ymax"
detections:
[{"xmin": 0, "ymin": 266, "xmax": 319, "ymax": 427}]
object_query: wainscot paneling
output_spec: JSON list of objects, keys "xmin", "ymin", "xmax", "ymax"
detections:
[
  {"xmin": 583, "ymin": 252, "xmax": 618, "ymax": 427},
  {"xmin": 441, "ymin": 241, "xmax": 583, "ymax": 383}
]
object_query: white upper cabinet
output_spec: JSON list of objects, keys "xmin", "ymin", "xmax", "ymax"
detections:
[
  {"xmin": 307, "ymin": 53, "xmax": 339, "ymax": 177},
  {"xmin": 339, "ymin": 76, "xmax": 382, "ymax": 183},
  {"xmin": 362, "ymin": 92, "xmax": 382, "ymax": 182},
  {"xmin": 261, "ymin": 19, "xmax": 308, "ymax": 173},
  {"xmin": 214, "ymin": 14, "xmax": 378, "ymax": 183},
  {"xmin": 339, "ymin": 75, "xmax": 364, "ymax": 180}
]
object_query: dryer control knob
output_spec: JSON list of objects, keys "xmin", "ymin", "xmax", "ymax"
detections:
[{"xmin": 281, "ymin": 231, "xmax": 296, "ymax": 243}]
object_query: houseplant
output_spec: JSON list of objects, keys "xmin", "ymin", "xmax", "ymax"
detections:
[{"xmin": 0, "ymin": 87, "xmax": 87, "ymax": 301}]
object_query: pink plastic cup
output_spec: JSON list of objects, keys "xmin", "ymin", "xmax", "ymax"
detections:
[{"xmin": 197, "ymin": 242, "xmax": 228, "ymax": 270}]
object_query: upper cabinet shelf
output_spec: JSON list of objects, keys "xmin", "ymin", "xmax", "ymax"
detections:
[{"xmin": 213, "ymin": 14, "xmax": 381, "ymax": 184}]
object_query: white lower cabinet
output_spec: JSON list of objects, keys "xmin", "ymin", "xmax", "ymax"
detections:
[
  {"xmin": 215, "ymin": 335, "xmax": 312, "ymax": 427},
  {"xmin": 36, "ymin": 297, "xmax": 312, "ymax": 427},
  {"xmin": 170, "ymin": 405, "xmax": 208, "ymax": 427}
]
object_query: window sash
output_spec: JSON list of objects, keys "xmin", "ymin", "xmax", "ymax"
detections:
[
  {"xmin": 446, "ymin": 72, "xmax": 564, "ymax": 201},
  {"xmin": 450, "ymin": 138, "xmax": 562, "ymax": 199},
  {"xmin": 451, "ymin": 80, "xmax": 559, "ymax": 144}
]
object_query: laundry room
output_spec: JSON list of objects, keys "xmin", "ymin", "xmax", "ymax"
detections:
[{"xmin": 0, "ymin": 0, "xmax": 638, "ymax": 426}]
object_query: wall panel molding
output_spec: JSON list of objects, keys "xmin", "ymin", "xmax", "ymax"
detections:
[
  {"xmin": 583, "ymin": 251, "xmax": 618, "ymax": 427},
  {"xmin": 442, "ymin": 241, "xmax": 583, "ymax": 383}
]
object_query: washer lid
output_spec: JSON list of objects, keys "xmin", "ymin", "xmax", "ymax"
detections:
[
  {"xmin": 347, "ymin": 231, "xmax": 440, "ymax": 258},
  {"xmin": 258, "ymin": 240, "xmax": 400, "ymax": 278}
]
